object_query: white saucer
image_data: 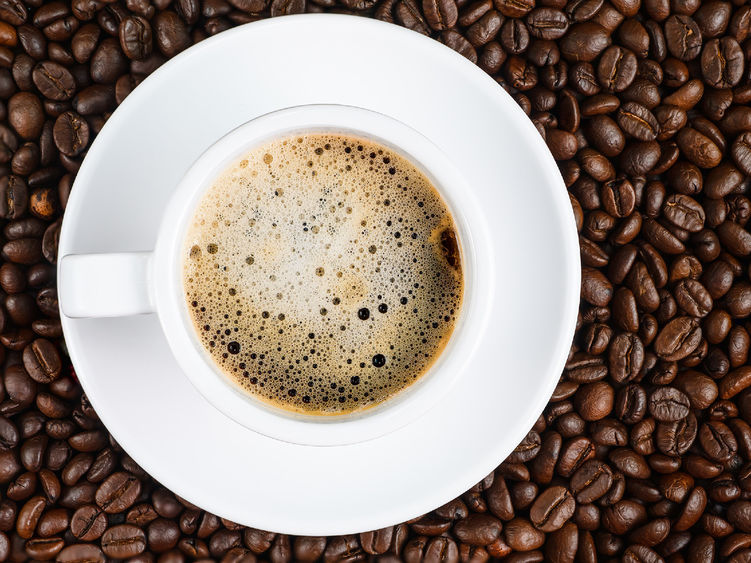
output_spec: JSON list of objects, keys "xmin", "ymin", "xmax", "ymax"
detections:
[{"xmin": 59, "ymin": 15, "xmax": 580, "ymax": 535}]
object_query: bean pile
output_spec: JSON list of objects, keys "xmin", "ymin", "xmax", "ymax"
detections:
[{"xmin": 0, "ymin": 0, "xmax": 747, "ymax": 559}]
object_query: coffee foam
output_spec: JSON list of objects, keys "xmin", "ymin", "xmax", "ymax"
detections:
[{"xmin": 183, "ymin": 133, "xmax": 463, "ymax": 414}]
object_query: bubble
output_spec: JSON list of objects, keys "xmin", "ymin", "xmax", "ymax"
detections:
[{"xmin": 358, "ymin": 308, "xmax": 370, "ymax": 320}]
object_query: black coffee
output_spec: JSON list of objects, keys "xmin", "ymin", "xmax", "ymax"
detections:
[{"xmin": 182, "ymin": 133, "xmax": 463, "ymax": 415}]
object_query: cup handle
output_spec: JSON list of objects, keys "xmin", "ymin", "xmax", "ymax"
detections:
[{"xmin": 59, "ymin": 252, "xmax": 155, "ymax": 318}]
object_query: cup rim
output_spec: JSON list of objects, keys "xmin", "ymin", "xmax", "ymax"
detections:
[{"xmin": 152, "ymin": 104, "xmax": 494, "ymax": 446}]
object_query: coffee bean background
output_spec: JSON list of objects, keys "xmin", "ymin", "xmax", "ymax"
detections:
[{"xmin": 0, "ymin": 0, "xmax": 747, "ymax": 559}]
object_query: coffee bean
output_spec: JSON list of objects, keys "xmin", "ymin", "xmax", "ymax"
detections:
[
  {"xmin": 500, "ymin": 18, "xmax": 529, "ymax": 55},
  {"xmin": 675, "ymin": 127, "xmax": 722, "ymax": 168},
  {"xmin": 663, "ymin": 193, "xmax": 705, "ymax": 233},
  {"xmin": 16, "ymin": 495, "xmax": 44, "ymax": 538},
  {"xmin": 701, "ymin": 37, "xmax": 744, "ymax": 89},
  {"xmin": 608, "ymin": 332, "xmax": 645, "ymax": 383},
  {"xmin": 503, "ymin": 517, "xmax": 544, "ymax": 551},
  {"xmin": 581, "ymin": 266, "xmax": 613, "ymax": 306},
  {"xmin": 597, "ymin": 46, "xmax": 637, "ymax": 92},
  {"xmin": 127, "ymin": 503, "xmax": 158, "ymax": 527},
  {"xmin": 601, "ymin": 178, "xmax": 635, "ymax": 217},
  {"xmin": 654, "ymin": 316, "xmax": 701, "ymax": 360},
  {"xmin": 441, "ymin": 30, "xmax": 477, "ymax": 62},
  {"xmin": 526, "ymin": 8, "xmax": 568, "ymax": 40},
  {"xmin": 101, "ymin": 524, "xmax": 147, "ymax": 558},
  {"xmin": 119, "ymin": 16, "xmax": 153, "ymax": 60},
  {"xmin": 506, "ymin": 430, "xmax": 541, "ymax": 463},
  {"xmin": 422, "ymin": 0, "xmax": 457, "ymax": 30},
  {"xmin": 153, "ymin": 11, "xmax": 190, "ymax": 57},
  {"xmin": 529, "ymin": 486, "xmax": 574, "ymax": 532},
  {"xmin": 617, "ymin": 102, "xmax": 659, "ymax": 141},
  {"xmin": 22, "ymin": 339, "xmax": 60, "ymax": 383},
  {"xmin": 411, "ymin": 513, "xmax": 451, "ymax": 535},
  {"xmin": 570, "ymin": 460, "xmax": 613, "ymax": 503},
  {"xmin": 24, "ymin": 536, "xmax": 63, "ymax": 559},
  {"xmin": 559, "ymin": 22, "xmax": 611, "ymax": 62},
  {"xmin": 616, "ymin": 384, "xmax": 647, "ymax": 424},
  {"xmin": 674, "ymin": 370, "xmax": 718, "ymax": 408},
  {"xmin": 649, "ymin": 386, "xmax": 691, "ymax": 421},
  {"xmin": 95, "ymin": 472, "xmax": 141, "ymax": 513},
  {"xmin": 57, "ymin": 543, "xmax": 105, "ymax": 563},
  {"xmin": 0, "ymin": 175, "xmax": 27, "ymax": 220},
  {"xmin": 36, "ymin": 508, "xmax": 68, "ymax": 538},
  {"xmin": 452, "ymin": 514, "xmax": 502, "ymax": 546},
  {"xmin": 716, "ymin": 221, "xmax": 751, "ymax": 256},
  {"xmin": 52, "ymin": 111, "xmax": 88, "ymax": 157},
  {"xmin": 609, "ymin": 447, "xmax": 650, "ymax": 479},
  {"xmin": 7, "ymin": 92, "xmax": 42, "ymax": 140},
  {"xmin": 665, "ymin": 14, "xmax": 703, "ymax": 60},
  {"xmin": 700, "ymin": 420, "xmax": 738, "ymax": 461},
  {"xmin": 360, "ymin": 527, "xmax": 392, "ymax": 555},
  {"xmin": 31, "ymin": 61, "xmax": 74, "ymax": 101}
]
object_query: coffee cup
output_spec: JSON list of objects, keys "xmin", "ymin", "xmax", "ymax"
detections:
[{"xmin": 58, "ymin": 104, "xmax": 494, "ymax": 446}]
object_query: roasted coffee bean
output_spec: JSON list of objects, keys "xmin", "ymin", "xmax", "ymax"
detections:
[
  {"xmin": 0, "ymin": 175, "xmax": 27, "ymax": 220},
  {"xmin": 654, "ymin": 316, "xmax": 702, "ymax": 360},
  {"xmin": 119, "ymin": 16, "xmax": 153, "ymax": 60},
  {"xmin": 36, "ymin": 507, "xmax": 68, "ymax": 538},
  {"xmin": 559, "ymin": 22, "xmax": 611, "ymax": 62},
  {"xmin": 529, "ymin": 486, "xmax": 574, "ymax": 532},
  {"xmin": 700, "ymin": 420, "xmax": 737, "ymax": 461},
  {"xmin": 52, "ymin": 111, "xmax": 88, "ymax": 157},
  {"xmin": 649, "ymin": 387, "xmax": 691, "ymax": 422},
  {"xmin": 503, "ymin": 517, "xmax": 544, "ymax": 551},
  {"xmin": 16, "ymin": 494, "xmax": 45, "ymax": 538},
  {"xmin": 676, "ymin": 127, "xmax": 722, "ymax": 168},
  {"xmin": 441, "ymin": 30, "xmax": 477, "ymax": 62},
  {"xmin": 673, "ymin": 370, "xmax": 718, "ymax": 409},
  {"xmin": 153, "ymin": 11, "xmax": 190, "ymax": 57},
  {"xmin": 31, "ymin": 61, "xmax": 73, "ymax": 101},
  {"xmin": 57, "ymin": 543, "xmax": 105, "ymax": 563},
  {"xmin": 102, "ymin": 524, "xmax": 147, "ymax": 558},
  {"xmin": 22, "ymin": 339, "xmax": 60, "ymax": 383},
  {"xmin": 732, "ymin": 132, "xmax": 751, "ymax": 176},
  {"xmin": 663, "ymin": 194, "xmax": 705, "ymax": 233},
  {"xmin": 570, "ymin": 460, "xmax": 613, "ymax": 503},
  {"xmin": 617, "ymin": 102, "xmax": 658, "ymax": 141},
  {"xmin": 597, "ymin": 46, "xmax": 637, "ymax": 92},
  {"xmin": 494, "ymin": 0, "xmax": 532, "ymax": 17},
  {"xmin": 452, "ymin": 514, "xmax": 502, "ymax": 546},
  {"xmin": 701, "ymin": 37, "xmax": 744, "ymax": 89},
  {"xmin": 498, "ymin": 19, "xmax": 528, "ymax": 56},
  {"xmin": 526, "ymin": 8, "xmax": 568, "ymax": 40},
  {"xmin": 657, "ymin": 411, "xmax": 698, "ymax": 456},
  {"xmin": 665, "ymin": 14, "xmax": 703, "ymax": 60},
  {"xmin": 95, "ymin": 472, "xmax": 141, "ymax": 513},
  {"xmin": 421, "ymin": 0, "xmax": 457, "ymax": 30}
]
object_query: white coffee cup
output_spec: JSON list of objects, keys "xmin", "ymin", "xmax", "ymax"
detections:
[{"xmin": 58, "ymin": 104, "xmax": 494, "ymax": 446}]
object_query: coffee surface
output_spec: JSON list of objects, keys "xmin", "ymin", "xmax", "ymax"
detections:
[{"xmin": 183, "ymin": 133, "xmax": 463, "ymax": 414}]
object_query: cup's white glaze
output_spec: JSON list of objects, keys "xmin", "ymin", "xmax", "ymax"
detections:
[{"xmin": 60, "ymin": 104, "xmax": 493, "ymax": 446}]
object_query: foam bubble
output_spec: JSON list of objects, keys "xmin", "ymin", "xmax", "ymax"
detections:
[{"xmin": 182, "ymin": 133, "xmax": 463, "ymax": 415}]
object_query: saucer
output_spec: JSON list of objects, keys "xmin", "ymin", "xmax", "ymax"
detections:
[{"xmin": 59, "ymin": 14, "xmax": 580, "ymax": 535}]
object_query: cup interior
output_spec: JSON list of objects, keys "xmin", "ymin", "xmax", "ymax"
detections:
[{"xmin": 152, "ymin": 104, "xmax": 494, "ymax": 446}]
